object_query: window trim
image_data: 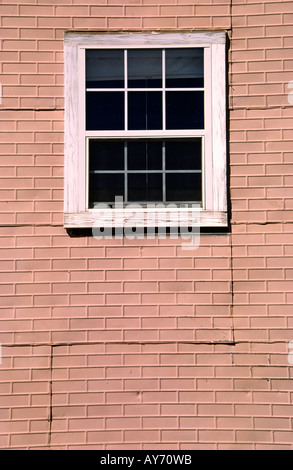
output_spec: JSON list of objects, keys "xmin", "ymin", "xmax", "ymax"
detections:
[{"xmin": 64, "ymin": 31, "xmax": 228, "ymax": 228}]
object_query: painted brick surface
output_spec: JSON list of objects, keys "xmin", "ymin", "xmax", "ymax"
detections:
[{"xmin": 0, "ymin": 0, "xmax": 293, "ymax": 450}]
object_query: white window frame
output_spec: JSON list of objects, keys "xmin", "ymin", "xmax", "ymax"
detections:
[{"xmin": 64, "ymin": 32, "xmax": 228, "ymax": 228}]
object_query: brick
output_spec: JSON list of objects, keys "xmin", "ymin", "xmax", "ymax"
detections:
[
  {"xmin": 106, "ymin": 417, "xmax": 141, "ymax": 430},
  {"xmin": 68, "ymin": 418, "xmax": 103, "ymax": 431},
  {"xmin": 142, "ymin": 17, "xmax": 176, "ymax": 28},
  {"xmin": 161, "ymin": 5, "xmax": 193, "ymax": 15},
  {"xmin": 91, "ymin": 6, "xmax": 123, "ymax": 16},
  {"xmin": 254, "ymin": 418, "xmax": 290, "ymax": 430},
  {"xmin": 50, "ymin": 432, "xmax": 86, "ymax": 446},
  {"xmin": 177, "ymin": 16, "xmax": 212, "ymax": 27},
  {"xmin": 199, "ymin": 430, "xmax": 234, "ymax": 442},
  {"xmin": 274, "ymin": 432, "xmax": 293, "ymax": 444},
  {"xmin": 88, "ymin": 431, "xmax": 122, "ymax": 443},
  {"xmin": 125, "ymin": 6, "xmax": 159, "ymax": 16},
  {"xmin": 10, "ymin": 433, "xmax": 48, "ymax": 447},
  {"xmin": 253, "ymin": 392, "xmax": 289, "ymax": 404},
  {"xmin": 19, "ymin": 5, "xmax": 54, "ymax": 15},
  {"xmin": 72, "ymin": 17, "xmax": 107, "ymax": 28},
  {"xmin": 124, "ymin": 430, "xmax": 160, "ymax": 442},
  {"xmin": 12, "ymin": 407, "xmax": 48, "ymax": 420},
  {"xmin": 124, "ymin": 405, "xmax": 159, "ymax": 416},
  {"xmin": 236, "ymin": 430, "xmax": 272, "ymax": 443}
]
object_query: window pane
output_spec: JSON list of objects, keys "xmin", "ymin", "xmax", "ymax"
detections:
[
  {"xmin": 86, "ymin": 50, "xmax": 124, "ymax": 88},
  {"xmin": 166, "ymin": 91, "xmax": 204, "ymax": 130},
  {"xmin": 166, "ymin": 139, "xmax": 202, "ymax": 171},
  {"xmin": 166, "ymin": 48, "xmax": 204, "ymax": 88},
  {"xmin": 128, "ymin": 141, "xmax": 162, "ymax": 171},
  {"xmin": 128, "ymin": 49, "xmax": 162, "ymax": 88},
  {"xmin": 89, "ymin": 140, "xmax": 125, "ymax": 171},
  {"xmin": 128, "ymin": 92, "xmax": 162, "ymax": 130},
  {"xmin": 166, "ymin": 173, "xmax": 202, "ymax": 202},
  {"xmin": 128, "ymin": 173, "xmax": 162, "ymax": 202},
  {"xmin": 86, "ymin": 92, "xmax": 124, "ymax": 130},
  {"xmin": 89, "ymin": 173, "xmax": 124, "ymax": 206}
]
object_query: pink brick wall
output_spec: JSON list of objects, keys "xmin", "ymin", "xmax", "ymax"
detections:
[{"xmin": 0, "ymin": 0, "xmax": 293, "ymax": 449}]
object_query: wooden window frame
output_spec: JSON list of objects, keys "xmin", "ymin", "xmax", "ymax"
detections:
[{"xmin": 64, "ymin": 31, "xmax": 228, "ymax": 228}]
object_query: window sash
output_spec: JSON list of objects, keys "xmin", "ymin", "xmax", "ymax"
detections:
[
  {"xmin": 86, "ymin": 138, "xmax": 204, "ymax": 208},
  {"xmin": 85, "ymin": 52, "xmax": 205, "ymax": 133}
]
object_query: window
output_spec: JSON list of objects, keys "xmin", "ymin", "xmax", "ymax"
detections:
[{"xmin": 64, "ymin": 32, "xmax": 228, "ymax": 228}]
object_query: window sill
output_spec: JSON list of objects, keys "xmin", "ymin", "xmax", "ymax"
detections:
[{"xmin": 64, "ymin": 209, "xmax": 228, "ymax": 229}]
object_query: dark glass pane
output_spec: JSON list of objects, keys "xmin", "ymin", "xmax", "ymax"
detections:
[
  {"xmin": 128, "ymin": 92, "xmax": 162, "ymax": 130},
  {"xmin": 166, "ymin": 139, "xmax": 202, "ymax": 171},
  {"xmin": 166, "ymin": 48, "xmax": 204, "ymax": 88},
  {"xmin": 89, "ymin": 173, "xmax": 124, "ymax": 206},
  {"xmin": 128, "ymin": 141, "xmax": 162, "ymax": 171},
  {"xmin": 89, "ymin": 140, "xmax": 124, "ymax": 171},
  {"xmin": 128, "ymin": 173, "xmax": 162, "ymax": 202},
  {"xmin": 86, "ymin": 92, "xmax": 124, "ymax": 130},
  {"xmin": 166, "ymin": 173, "xmax": 202, "ymax": 202},
  {"xmin": 166, "ymin": 91, "xmax": 204, "ymax": 130},
  {"xmin": 86, "ymin": 50, "xmax": 124, "ymax": 88},
  {"xmin": 128, "ymin": 49, "xmax": 162, "ymax": 88}
]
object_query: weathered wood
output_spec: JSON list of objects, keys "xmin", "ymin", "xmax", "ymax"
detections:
[
  {"xmin": 64, "ymin": 209, "xmax": 228, "ymax": 228},
  {"xmin": 64, "ymin": 31, "xmax": 227, "ymax": 48},
  {"xmin": 212, "ymin": 43, "xmax": 227, "ymax": 213}
]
